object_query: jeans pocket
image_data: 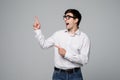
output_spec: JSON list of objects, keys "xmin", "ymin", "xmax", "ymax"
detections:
[
  {"xmin": 70, "ymin": 70, "xmax": 83, "ymax": 80},
  {"xmin": 52, "ymin": 70, "xmax": 65, "ymax": 80}
]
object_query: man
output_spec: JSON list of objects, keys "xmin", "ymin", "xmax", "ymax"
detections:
[{"xmin": 33, "ymin": 9, "xmax": 90, "ymax": 80}]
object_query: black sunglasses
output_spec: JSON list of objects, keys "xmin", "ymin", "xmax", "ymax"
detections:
[{"xmin": 63, "ymin": 15, "xmax": 76, "ymax": 20}]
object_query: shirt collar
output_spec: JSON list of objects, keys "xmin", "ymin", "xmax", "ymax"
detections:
[{"xmin": 64, "ymin": 29, "xmax": 81, "ymax": 35}]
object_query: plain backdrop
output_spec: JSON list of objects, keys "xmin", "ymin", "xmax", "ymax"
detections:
[{"xmin": 0, "ymin": 0, "xmax": 120, "ymax": 80}]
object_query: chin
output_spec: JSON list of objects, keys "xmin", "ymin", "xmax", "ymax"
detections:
[{"xmin": 66, "ymin": 26, "xmax": 71, "ymax": 29}]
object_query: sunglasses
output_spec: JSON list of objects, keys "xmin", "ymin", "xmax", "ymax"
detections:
[{"xmin": 63, "ymin": 15, "xmax": 76, "ymax": 20}]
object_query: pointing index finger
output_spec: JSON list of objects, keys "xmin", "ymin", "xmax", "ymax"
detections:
[{"xmin": 35, "ymin": 16, "xmax": 40, "ymax": 22}]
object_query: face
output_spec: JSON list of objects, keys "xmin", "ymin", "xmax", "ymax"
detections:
[{"xmin": 63, "ymin": 13, "xmax": 78, "ymax": 30}]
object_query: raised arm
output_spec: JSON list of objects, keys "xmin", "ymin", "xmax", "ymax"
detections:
[{"xmin": 33, "ymin": 16, "xmax": 56, "ymax": 49}]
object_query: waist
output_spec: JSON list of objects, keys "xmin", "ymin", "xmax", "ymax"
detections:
[{"xmin": 54, "ymin": 67, "xmax": 81, "ymax": 73}]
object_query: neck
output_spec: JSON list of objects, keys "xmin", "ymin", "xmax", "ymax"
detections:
[{"xmin": 68, "ymin": 26, "xmax": 78, "ymax": 34}]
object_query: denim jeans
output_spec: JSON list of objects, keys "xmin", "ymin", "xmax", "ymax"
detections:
[{"xmin": 52, "ymin": 68, "xmax": 83, "ymax": 80}]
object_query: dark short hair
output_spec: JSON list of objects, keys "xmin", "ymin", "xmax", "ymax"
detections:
[{"xmin": 64, "ymin": 9, "xmax": 82, "ymax": 26}]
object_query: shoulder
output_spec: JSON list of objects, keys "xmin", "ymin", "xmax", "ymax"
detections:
[
  {"xmin": 54, "ymin": 29, "xmax": 66, "ymax": 35},
  {"xmin": 80, "ymin": 31, "xmax": 90, "ymax": 41},
  {"xmin": 80, "ymin": 31, "xmax": 88, "ymax": 37},
  {"xmin": 56, "ymin": 29, "xmax": 66, "ymax": 33}
]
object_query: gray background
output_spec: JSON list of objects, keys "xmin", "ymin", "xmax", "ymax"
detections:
[{"xmin": 0, "ymin": 0, "xmax": 120, "ymax": 80}]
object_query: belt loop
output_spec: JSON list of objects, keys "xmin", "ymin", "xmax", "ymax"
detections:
[
  {"xmin": 58, "ymin": 68, "xmax": 61, "ymax": 73},
  {"xmin": 73, "ymin": 68, "xmax": 75, "ymax": 73}
]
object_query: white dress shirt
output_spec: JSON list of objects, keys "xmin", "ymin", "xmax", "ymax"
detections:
[{"xmin": 35, "ymin": 29, "xmax": 90, "ymax": 69}]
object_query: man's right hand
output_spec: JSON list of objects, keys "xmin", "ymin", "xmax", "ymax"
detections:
[{"xmin": 33, "ymin": 16, "xmax": 41, "ymax": 30}]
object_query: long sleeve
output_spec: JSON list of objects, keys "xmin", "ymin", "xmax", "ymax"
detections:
[
  {"xmin": 34, "ymin": 29, "xmax": 91, "ymax": 69},
  {"xmin": 64, "ymin": 36, "xmax": 90, "ymax": 66},
  {"xmin": 34, "ymin": 29, "xmax": 55, "ymax": 49}
]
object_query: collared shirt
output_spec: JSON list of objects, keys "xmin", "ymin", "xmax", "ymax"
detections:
[{"xmin": 35, "ymin": 29, "xmax": 90, "ymax": 69}]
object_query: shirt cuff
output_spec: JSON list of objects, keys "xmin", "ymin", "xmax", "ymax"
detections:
[{"xmin": 34, "ymin": 29, "xmax": 41, "ymax": 37}]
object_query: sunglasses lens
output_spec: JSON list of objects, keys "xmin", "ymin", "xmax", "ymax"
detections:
[{"xmin": 63, "ymin": 15, "xmax": 75, "ymax": 20}]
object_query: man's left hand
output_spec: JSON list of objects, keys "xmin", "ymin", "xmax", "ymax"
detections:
[{"xmin": 55, "ymin": 45, "xmax": 66, "ymax": 57}]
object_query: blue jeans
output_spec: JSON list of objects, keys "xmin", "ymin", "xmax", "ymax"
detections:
[{"xmin": 52, "ymin": 68, "xmax": 83, "ymax": 80}]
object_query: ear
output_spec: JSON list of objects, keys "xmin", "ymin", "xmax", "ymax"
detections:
[{"xmin": 74, "ymin": 18, "xmax": 78, "ymax": 24}]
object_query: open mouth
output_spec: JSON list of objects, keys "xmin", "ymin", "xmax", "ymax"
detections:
[{"xmin": 66, "ymin": 23, "xmax": 69, "ymax": 26}]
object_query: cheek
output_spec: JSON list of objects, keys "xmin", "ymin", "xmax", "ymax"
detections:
[
  {"xmin": 73, "ymin": 20, "xmax": 77, "ymax": 24},
  {"xmin": 70, "ymin": 22, "xmax": 74, "ymax": 26}
]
